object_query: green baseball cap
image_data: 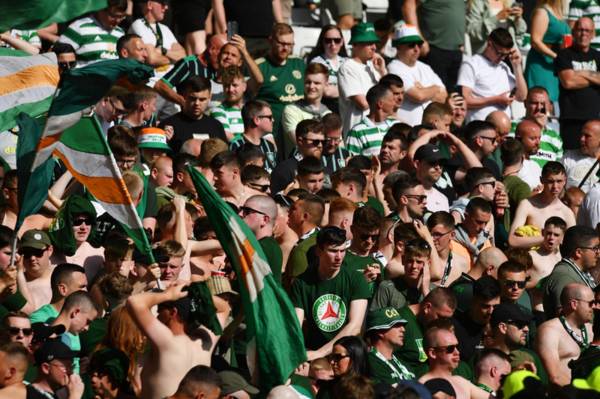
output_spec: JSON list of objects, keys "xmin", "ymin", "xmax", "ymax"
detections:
[
  {"xmin": 20, "ymin": 229, "xmax": 51, "ymax": 250},
  {"xmin": 573, "ymin": 366, "xmax": 600, "ymax": 392},
  {"xmin": 349, "ymin": 22, "xmax": 380, "ymax": 45},
  {"xmin": 366, "ymin": 307, "xmax": 407, "ymax": 332}
]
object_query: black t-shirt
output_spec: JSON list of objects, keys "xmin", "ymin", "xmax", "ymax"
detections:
[
  {"xmin": 452, "ymin": 310, "xmax": 486, "ymax": 362},
  {"xmin": 26, "ymin": 384, "xmax": 58, "ymax": 399},
  {"xmin": 555, "ymin": 47, "xmax": 600, "ymax": 120},
  {"xmin": 160, "ymin": 112, "xmax": 227, "ymax": 153},
  {"xmin": 223, "ymin": 0, "xmax": 274, "ymax": 37}
]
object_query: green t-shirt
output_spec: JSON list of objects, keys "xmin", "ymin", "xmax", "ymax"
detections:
[
  {"xmin": 290, "ymin": 265, "xmax": 370, "ymax": 351},
  {"xmin": 259, "ymin": 236, "xmax": 283, "ymax": 283},
  {"xmin": 393, "ymin": 306, "xmax": 429, "ymax": 376},
  {"xmin": 30, "ymin": 303, "xmax": 59, "ymax": 324},
  {"xmin": 61, "ymin": 331, "xmax": 81, "ymax": 374},
  {"xmin": 285, "ymin": 230, "xmax": 318, "ymax": 282},
  {"xmin": 79, "ymin": 318, "xmax": 108, "ymax": 355},
  {"xmin": 419, "ymin": 0, "xmax": 465, "ymax": 50},
  {"xmin": 370, "ymin": 279, "xmax": 422, "ymax": 311},
  {"xmin": 343, "ymin": 251, "xmax": 381, "ymax": 296},
  {"xmin": 367, "ymin": 349, "xmax": 415, "ymax": 385},
  {"xmin": 357, "ymin": 197, "xmax": 385, "ymax": 217}
]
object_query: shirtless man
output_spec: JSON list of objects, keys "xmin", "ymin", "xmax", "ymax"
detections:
[
  {"xmin": 508, "ymin": 161, "xmax": 575, "ymax": 249},
  {"xmin": 427, "ymin": 211, "xmax": 469, "ymax": 287},
  {"xmin": 19, "ymin": 229, "xmax": 54, "ymax": 309},
  {"xmin": 210, "ymin": 150, "xmax": 262, "ymax": 207},
  {"xmin": 418, "ymin": 326, "xmax": 489, "ymax": 399},
  {"xmin": 0, "ymin": 342, "xmax": 29, "ymax": 399},
  {"xmin": 536, "ymin": 283, "xmax": 596, "ymax": 386},
  {"xmin": 529, "ymin": 217, "xmax": 566, "ymax": 288},
  {"xmin": 127, "ymin": 281, "xmax": 230, "ymax": 399}
]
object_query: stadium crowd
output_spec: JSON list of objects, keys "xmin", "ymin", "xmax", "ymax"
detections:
[{"xmin": 1, "ymin": 0, "xmax": 600, "ymax": 398}]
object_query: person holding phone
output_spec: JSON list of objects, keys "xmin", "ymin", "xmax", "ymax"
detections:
[{"xmin": 457, "ymin": 28, "xmax": 527, "ymax": 123}]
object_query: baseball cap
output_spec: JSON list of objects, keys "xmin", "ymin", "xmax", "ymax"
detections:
[
  {"xmin": 349, "ymin": 22, "xmax": 380, "ymax": 45},
  {"xmin": 490, "ymin": 303, "xmax": 532, "ymax": 327},
  {"xmin": 34, "ymin": 339, "xmax": 77, "ymax": 365},
  {"xmin": 20, "ymin": 229, "xmax": 51, "ymax": 250},
  {"xmin": 138, "ymin": 127, "xmax": 171, "ymax": 151},
  {"xmin": 424, "ymin": 378, "xmax": 456, "ymax": 396},
  {"xmin": 219, "ymin": 370, "xmax": 259, "ymax": 395},
  {"xmin": 392, "ymin": 23, "xmax": 424, "ymax": 47},
  {"xmin": 573, "ymin": 365, "xmax": 600, "ymax": 392},
  {"xmin": 501, "ymin": 370, "xmax": 541, "ymax": 399},
  {"xmin": 31, "ymin": 323, "xmax": 66, "ymax": 345},
  {"xmin": 413, "ymin": 144, "xmax": 447, "ymax": 163},
  {"xmin": 366, "ymin": 307, "xmax": 407, "ymax": 332}
]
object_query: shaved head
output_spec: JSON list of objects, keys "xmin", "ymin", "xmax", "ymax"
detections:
[
  {"xmin": 245, "ymin": 195, "xmax": 278, "ymax": 226},
  {"xmin": 486, "ymin": 111, "xmax": 511, "ymax": 136},
  {"xmin": 476, "ymin": 247, "xmax": 508, "ymax": 278}
]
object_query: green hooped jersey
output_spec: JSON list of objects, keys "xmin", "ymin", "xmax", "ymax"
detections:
[{"xmin": 290, "ymin": 264, "xmax": 370, "ymax": 350}]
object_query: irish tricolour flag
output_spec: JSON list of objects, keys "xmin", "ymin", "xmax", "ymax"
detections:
[
  {"xmin": 17, "ymin": 59, "xmax": 154, "ymax": 259},
  {"xmin": 188, "ymin": 167, "xmax": 307, "ymax": 391}
]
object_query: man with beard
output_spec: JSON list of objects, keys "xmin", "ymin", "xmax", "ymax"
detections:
[
  {"xmin": 537, "ymin": 283, "xmax": 597, "ymax": 386},
  {"xmin": 509, "ymin": 162, "xmax": 576, "ymax": 249},
  {"xmin": 378, "ymin": 128, "xmax": 408, "ymax": 180},
  {"xmin": 389, "ymin": 177, "xmax": 427, "ymax": 224}
]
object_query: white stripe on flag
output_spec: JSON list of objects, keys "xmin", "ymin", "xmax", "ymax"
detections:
[
  {"xmin": 31, "ymin": 110, "xmax": 85, "ymax": 170},
  {"xmin": 0, "ymin": 53, "xmax": 56, "ymax": 77},
  {"xmin": 53, "ymin": 143, "xmax": 114, "ymax": 178},
  {"xmin": 99, "ymin": 202, "xmax": 145, "ymax": 228},
  {"xmin": 0, "ymin": 85, "xmax": 57, "ymax": 113}
]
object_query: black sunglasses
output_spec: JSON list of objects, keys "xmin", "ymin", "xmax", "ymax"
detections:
[
  {"xmin": 58, "ymin": 61, "xmax": 76, "ymax": 70},
  {"xmin": 20, "ymin": 247, "xmax": 46, "ymax": 258},
  {"xmin": 506, "ymin": 320, "xmax": 529, "ymax": 329},
  {"xmin": 503, "ymin": 279, "xmax": 526, "ymax": 289},
  {"xmin": 72, "ymin": 218, "xmax": 92, "ymax": 227},
  {"xmin": 326, "ymin": 353, "xmax": 349, "ymax": 363},
  {"xmin": 404, "ymin": 194, "xmax": 427, "ymax": 203},
  {"xmin": 406, "ymin": 239, "xmax": 431, "ymax": 251},
  {"xmin": 304, "ymin": 138, "xmax": 325, "ymax": 147},
  {"xmin": 240, "ymin": 206, "xmax": 268, "ymax": 217},
  {"xmin": 248, "ymin": 182, "xmax": 270, "ymax": 193},
  {"xmin": 324, "ymin": 37, "xmax": 342, "ymax": 44},
  {"xmin": 359, "ymin": 233, "xmax": 380, "ymax": 241},
  {"xmin": 8, "ymin": 327, "xmax": 33, "ymax": 336},
  {"xmin": 433, "ymin": 344, "xmax": 458, "ymax": 354}
]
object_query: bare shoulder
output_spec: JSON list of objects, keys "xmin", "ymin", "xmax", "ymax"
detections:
[{"xmin": 537, "ymin": 318, "xmax": 561, "ymax": 338}]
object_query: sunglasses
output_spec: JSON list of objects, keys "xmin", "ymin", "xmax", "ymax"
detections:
[
  {"xmin": 58, "ymin": 61, "xmax": 76, "ymax": 70},
  {"xmin": 324, "ymin": 37, "xmax": 342, "ymax": 44},
  {"xmin": 20, "ymin": 247, "xmax": 46, "ymax": 258},
  {"xmin": 407, "ymin": 42, "xmax": 422, "ymax": 49},
  {"xmin": 8, "ymin": 327, "xmax": 33, "ymax": 336},
  {"xmin": 326, "ymin": 353, "xmax": 349, "ymax": 363},
  {"xmin": 502, "ymin": 279, "xmax": 526, "ymax": 289},
  {"xmin": 404, "ymin": 194, "xmax": 427, "ymax": 203},
  {"xmin": 576, "ymin": 298, "xmax": 599, "ymax": 307},
  {"xmin": 406, "ymin": 239, "xmax": 431, "ymax": 251},
  {"xmin": 257, "ymin": 114, "xmax": 274, "ymax": 121},
  {"xmin": 248, "ymin": 182, "xmax": 270, "ymax": 193},
  {"xmin": 72, "ymin": 218, "xmax": 92, "ymax": 227},
  {"xmin": 359, "ymin": 233, "xmax": 380, "ymax": 241},
  {"xmin": 240, "ymin": 206, "xmax": 268, "ymax": 217},
  {"xmin": 303, "ymin": 138, "xmax": 325, "ymax": 147},
  {"xmin": 433, "ymin": 344, "xmax": 458, "ymax": 354},
  {"xmin": 506, "ymin": 320, "xmax": 529, "ymax": 329}
]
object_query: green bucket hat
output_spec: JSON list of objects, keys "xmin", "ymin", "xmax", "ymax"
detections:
[
  {"xmin": 366, "ymin": 307, "xmax": 407, "ymax": 332},
  {"xmin": 573, "ymin": 366, "xmax": 600, "ymax": 392},
  {"xmin": 349, "ymin": 22, "xmax": 380, "ymax": 45}
]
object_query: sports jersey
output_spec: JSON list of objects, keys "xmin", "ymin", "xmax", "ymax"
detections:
[
  {"xmin": 569, "ymin": 0, "xmax": 600, "ymax": 48},
  {"xmin": 346, "ymin": 117, "xmax": 397, "ymax": 156},
  {"xmin": 509, "ymin": 121, "xmax": 563, "ymax": 168},
  {"xmin": 210, "ymin": 103, "xmax": 244, "ymax": 139},
  {"xmin": 58, "ymin": 16, "xmax": 124, "ymax": 67}
]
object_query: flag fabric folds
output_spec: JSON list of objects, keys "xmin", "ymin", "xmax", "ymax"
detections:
[
  {"xmin": 0, "ymin": 0, "xmax": 107, "ymax": 32},
  {"xmin": 31, "ymin": 58, "xmax": 153, "ymax": 170},
  {"xmin": 188, "ymin": 167, "xmax": 307, "ymax": 391},
  {"xmin": 0, "ymin": 52, "xmax": 59, "ymax": 132}
]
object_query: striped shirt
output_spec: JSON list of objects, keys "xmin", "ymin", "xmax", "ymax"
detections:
[
  {"xmin": 346, "ymin": 117, "xmax": 397, "ymax": 156},
  {"xmin": 509, "ymin": 121, "xmax": 564, "ymax": 168},
  {"xmin": 569, "ymin": 0, "xmax": 600, "ymax": 48},
  {"xmin": 161, "ymin": 54, "xmax": 217, "ymax": 89},
  {"xmin": 230, "ymin": 135, "xmax": 278, "ymax": 173},
  {"xmin": 2, "ymin": 29, "xmax": 41, "ymax": 49},
  {"xmin": 210, "ymin": 103, "xmax": 244, "ymax": 140},
  {"xmin": 323, "ymin": 147, "xmax": 349, "ymax": 172},
  {"xmin": 58, "ymin": 17, "xmax": 124, "ymax": 67}
]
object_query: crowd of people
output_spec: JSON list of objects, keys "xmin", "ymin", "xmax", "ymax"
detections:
[{"xmin": 1, "ymin": 0, "xmax": 600, "ymax": 398}]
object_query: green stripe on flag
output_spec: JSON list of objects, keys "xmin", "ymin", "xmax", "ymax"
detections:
[
  {"xmin": 0, "ymin": 97, "xmax": 53, "ymax": 133},
  {"xmin": 188, "ymin": 167, "xmax": 306, "ymax": 391},
  {"xmin": 0, "ymin": 0, "xmax": 108, "ymax": 32}
]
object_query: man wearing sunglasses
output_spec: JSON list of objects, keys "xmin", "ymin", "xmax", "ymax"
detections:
[
  {"xmin": 3, "ymin": 311, "xmax": 33, "ymax": 351},
  {"xmin": 457, "ymin": 28, "xmax": 527, "ymax": 123},
  {"xmin": 388, "ymin": 24, "xmax": 447, "ymax": 127},
  {"xmin": 419, "ymin": 326, "xmax": 489, "ymax": 399},
  {"xmin": 537, "ymin": 283, "xmax": 597, "ymax": 386},
  {"xmin": 497, "ymin": 261, "xmax": 531, "ymax": 314},
  {"xmin": 20, "ymin": 229, "xmax": 54, "ymax": 310}
]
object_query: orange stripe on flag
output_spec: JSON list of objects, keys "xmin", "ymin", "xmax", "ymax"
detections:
[
  {"xmin": 38, "ymin": 133, "xmax": 62, "ymax": 150},
  {"xmin": 239, "ymin": 239, "xmax": 255, "ymax": 276},
  {"xmin": 0, "ymin": 64, "xmax": 59, "ymax": 96},
  {"xmin": 55, "ymin": 151, "xmax": 133, "ymax": 205}
]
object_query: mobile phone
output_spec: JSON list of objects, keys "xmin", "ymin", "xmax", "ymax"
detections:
[{"xmin": 227, "ymin": 21, "xmax": 238, "ymax": 41}]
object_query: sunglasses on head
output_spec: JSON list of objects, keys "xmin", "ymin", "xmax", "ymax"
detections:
[
  {"xmin": 433, "ymin": 344, "xmax": 458, "ymax": 354},
  {"xmin": 8, "ymin": 327, "xmax": 32, "ymax": 336},
  {"xmin": 503, "ymin": 279, "xmax": 526, "ymax": 289},
  {"xmin": 406, "ymin": 239, "xmax": 431, "ymax": 251},
  {"xmin": 324, "ymin": 37, "xmax": 342, "ymax": 44}
]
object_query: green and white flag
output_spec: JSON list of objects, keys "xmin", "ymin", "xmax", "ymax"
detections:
[
  {"xmin": 0, "ymin": 0, "xmax": 107, "ymax": 32},
  {"xmin": 188, "ymin": 167, "xmax": 307, "ymax": 391}
]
